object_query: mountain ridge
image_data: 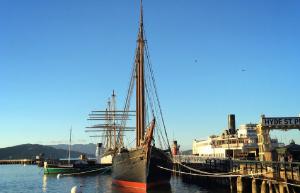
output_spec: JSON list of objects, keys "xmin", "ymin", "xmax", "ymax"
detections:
[
  {"xmin": 49, "ymin": 143, "xmax": 96, "ymax": 155},
  {"xmin": 0, "ymin": 144, "xmax": 93, "ymax": 160}
]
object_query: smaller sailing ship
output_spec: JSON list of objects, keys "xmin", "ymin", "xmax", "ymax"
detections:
[{"xmin": 44, "ymin": 129, "xmax": 107, "ymax": 175}]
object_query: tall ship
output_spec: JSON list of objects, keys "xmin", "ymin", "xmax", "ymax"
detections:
[
  {"xmin": 86, "ymin": 90, "xmax": 127, "ymax": 165},
  {"xmin": 111, "ymin": 1, "xmax": 172, "ymax": 189}
]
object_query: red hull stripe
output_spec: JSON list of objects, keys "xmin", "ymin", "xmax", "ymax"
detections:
[
  {"xmin": 112, "ymin": 179, "xmax": 146, "ymax": 189},
  {"xmin": 112, "ymin": 179, "xmax": 169, "ymax": 189}
]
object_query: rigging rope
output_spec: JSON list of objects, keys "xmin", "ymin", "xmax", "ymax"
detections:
[
  {"xmin": 117, "ymin": 52, "xmax": 137, "ymax": 148},
  {"xmin": 145, "ymin": 71, "xmax": 164, "ymax": 148},
  {"xmin": 145, "ymin": 66, "xmax": 167, "ymax": 149},
  {"xmin": 144, "ymin": 35, "xmax": 171, "ymax": 152},
  {"xmin": 117, "ymin": 26, "xmax": 172, "ymax": 151}
]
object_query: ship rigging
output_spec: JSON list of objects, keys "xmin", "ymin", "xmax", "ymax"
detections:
[
  {"xmin": 111, "ymin": 0, "xmax": 173, "ymax": 189},
  {"xmin": 114, "ymin": 1, "xmax": 171, "ymax": 153}
]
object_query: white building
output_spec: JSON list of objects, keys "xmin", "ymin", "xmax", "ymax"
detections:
[{"xmin": 192, "ymin": 123, "xmax": 259, "ymax": 159}]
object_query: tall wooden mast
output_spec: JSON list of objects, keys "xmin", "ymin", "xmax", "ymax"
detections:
[{"xmin": 136, "ymin": 0, "xmax": 145, "ymax": 147}]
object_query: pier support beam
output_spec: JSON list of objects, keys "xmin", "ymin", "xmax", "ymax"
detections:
[
  {"xmin": 237, "ymin": 176, "xmax": 244, "ymax": 193},
  {"xmin": 230, "ymin": 177, "xmax": 236, "ymax": 193},
  {"xmin": 269, "ymin": 181, "xmax": 273, "ymax": 193},
  {"xmin": 252, "ymin": 178, "xmax": 258, "ymax": 193},
  {"xmin": 261, "ymin": 180, "xmax": 267, "ymax": 193},
  {"xmin": 274, "ymin": 183, "xmax": 280, "ymax": 193},
  {"xmin": 279, "ymin": 183, "xmax": 286, "ymax": 193}
]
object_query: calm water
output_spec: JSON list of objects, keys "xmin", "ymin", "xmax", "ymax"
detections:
[{"xmin": 0, "ymin": 165, "xmax": 228, "ymax": 193}]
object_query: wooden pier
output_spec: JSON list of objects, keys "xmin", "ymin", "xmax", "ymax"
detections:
[
  {"xmin": 0, "ymin": 159, "xmax": 35, "ymax": 165},
  {"xmin": 172, "ymin": 155, "xmax": 300, "ymax": 193}
]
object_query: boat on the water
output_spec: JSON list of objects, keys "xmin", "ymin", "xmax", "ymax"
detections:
[
  {"xmin": 43, "ymin": 155, "xmax": 110, "ymax": 175},
  {"xmin": 44, "ymin": 129, "xmax": 111, "ymax": 175},
  {"xmin": 111, "ymin": 1, "xmax": 172, "ymax": 189}
]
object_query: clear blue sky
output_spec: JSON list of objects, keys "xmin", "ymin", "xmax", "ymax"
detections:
[{"xmin": 1, "ymin": 0, "xmax": 299, "ymax": 149}]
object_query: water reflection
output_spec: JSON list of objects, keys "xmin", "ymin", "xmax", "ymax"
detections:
[
  {"xmin": 42, "ymin": 175, "xmax": 47, "ymax": 192},
  {"xmin": 77, "ymin": 176, "xmax": 87, "ymax": 187},
  {"xmin": 39, "ymin": 171, "xmax": 212, "ymax": 193},
  {"xmin": 3, "ymin": 165, "xmax": 221, "ymax": 193},
  {"xmin": 95, "ymin": 175, "xmax": 101, "ymax": 191},
  {"xmin": 111, "ymin": 184, "xmax": 172, "ymax": 193}
]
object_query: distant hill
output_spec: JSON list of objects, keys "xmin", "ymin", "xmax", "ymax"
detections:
[
  {"xmin": 49, "ymin": 143, "xmax": 96, "ymax": 155},
  {"xmin": 0, "ymin": 144, "xmax": 92, "ymax": 160},
  {"xmin": 181, "ymin": 149, "xmax": 192, "ymax": 155}
]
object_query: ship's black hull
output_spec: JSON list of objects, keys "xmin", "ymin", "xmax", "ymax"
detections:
[{"xmin": 112, "ymin": 146, "xmax": 172, "ymax": 189}]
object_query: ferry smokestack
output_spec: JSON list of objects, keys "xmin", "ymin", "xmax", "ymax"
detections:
[
  {"xmin": 95, "ymin": 143, "xmax": 103, "ymax": 164},
  {"xmin": 171, "ymin": 140, "xmax": 180, "ymax": 156},
  {"xmin": 228, "ymin": 114, "xmax": 236, "ymax": 134}
]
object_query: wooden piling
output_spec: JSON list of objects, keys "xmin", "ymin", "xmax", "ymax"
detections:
[
  {"xmin": 230, "ymin": 177, "xmax": 237, "ymax": 193},
  {"xmin": 230, "ymin": 177, "xmax": 234, "ymax": 193},
  {"xmin": 252, "ymin": 178, "xmax": 258, "ymax": 193},
  {"xmin": 261, "ymin": 180, "xmax": 267, "ymax": 193},
  {"xmin": 237, "ymin": 176, "xmax": 244, "ymax": 193},
  {"xmin": 279, "ymin": 183, "xmax": 286, "ymax": 193},
  {"xmin": 269, "ymin": 181, "xmax": 274, "ymax": 193},
  {"xmin": 274, "ymin": 184, "xmax": 280, "ymax": 193}
]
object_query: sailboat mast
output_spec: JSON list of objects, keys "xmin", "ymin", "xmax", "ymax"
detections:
[
  {"xmin": 68, "ymin": 127, "xmax": 72, "ymax": 165},
  {"xmin": 136, "ymin": 0, "xmax": 145, "ymax": 147}
]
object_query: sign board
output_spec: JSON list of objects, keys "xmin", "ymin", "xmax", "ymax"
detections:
[{"xmin": 261, "ymin": 117, "xmax": 300, "ymax": 127}]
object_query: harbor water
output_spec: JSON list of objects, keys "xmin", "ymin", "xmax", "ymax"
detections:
[{"xmin": 0, "ymin": 165, "xmax": 230, "ymax": 193}]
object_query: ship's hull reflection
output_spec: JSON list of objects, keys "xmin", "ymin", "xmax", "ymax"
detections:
[{"xmin": 111, "ymin": 183, "xmax": 172, "ymax": 193}]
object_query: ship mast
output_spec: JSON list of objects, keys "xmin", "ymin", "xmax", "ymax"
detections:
[
  {"xmin": 136, "ymin": 0, "xmax": 145, "ymax": 147},
  {"xmin": 86, "ymin": 91, "xmax": 135, "ymax": 149},
  {"xmin": 68, "ymin": 127, "xmax": 72, "ymax": 165},
  {"xmin": 111, "ymin": 90, "xmax": 117, "ymax": 149}
]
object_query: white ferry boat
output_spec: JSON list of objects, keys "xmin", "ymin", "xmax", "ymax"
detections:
[{"xmin": 192, "ymin": 115, "xmax": 284, "ymax": 159}]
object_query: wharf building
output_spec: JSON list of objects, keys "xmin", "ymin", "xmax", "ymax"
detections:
[{"xmin": 192, "ymin": 114, "xmax": 284, "ymax": 159}]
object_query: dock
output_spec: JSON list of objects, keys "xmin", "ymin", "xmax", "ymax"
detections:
[
  {"xmin": 0, "ymin": 159, "xmax": 35, "ymax": 165},
  {"xmin": 171, "ymin": 155, "xmax": 300, "ymax": 193}
]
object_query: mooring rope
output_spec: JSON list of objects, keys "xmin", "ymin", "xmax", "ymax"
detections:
[
  {"xmin": 251, "ymin": 176, "xmax": 300, "ymax": 188},
  {"xmin": 157, "ymin": 165, "xmax": 266, "ymax": 178},
  {"xmin": 175, "ymin": 162, "xmax": 240, "ymax": 175},
  {"xmin": 275, "ymin": 181, "xmax": 300, "ymax": 188},
  {"xmin": 159, "ymin": 165, "xmax": 300, "ymax": 188},
  {"xmin": 62, "ymin": 166, "xmax": 111, "ymax": 176}
]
